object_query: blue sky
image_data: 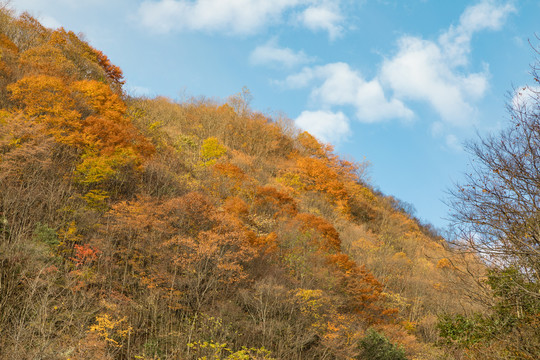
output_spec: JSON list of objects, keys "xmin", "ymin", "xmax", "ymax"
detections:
[{"xmin": 7, "ymin": 0, "xmax": 539, "ymax": 230}]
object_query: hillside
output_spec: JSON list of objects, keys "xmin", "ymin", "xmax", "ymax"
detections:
[{"xmin": 0, "ymin": 8, "xmax": 490, "ymax": 360}]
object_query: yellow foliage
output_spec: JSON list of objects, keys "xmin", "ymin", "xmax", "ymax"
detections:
[
  {"xmin": 88, "ymin": 313, "xmax": 132, "ymax": 348},
  {"xmin": 75, "ymin": 148, "xmax": 137, "ymax": 186},
  {"xmin": 402, "ymin": 320, "xmax": 417, "ymax": 333},
  {"xmin": 276, "ymin": 172, "xmax": 305, "ymax": 193},
  {"xmin": 82, "ymin": 189, "xmax": 110, "ymax": 211},
  {"xmin": 188, "ymin": 339, "xmax": 275, "ymax": 360},
  {"xmin": 200, "ymin": 136, "xmax": 227, "ymax": 166},
  {"xmin": 392, "ymin": 252, "xmax": 411, "ymax": 264},
  {"xmin": 57, "ymin": 221, "xmax": 83, "ymax": 244},
  {"xmin": 293, "ymin": 288, "xmax": 328, "ymax": 329},
  {"xmin": 436, "ymin": 258, "xmax": 453, "ymax": 269}
]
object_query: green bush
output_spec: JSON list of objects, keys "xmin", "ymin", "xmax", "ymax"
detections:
[{"xmin": 358, "ymin": 329, "xmax": 407, "ymax": 360}]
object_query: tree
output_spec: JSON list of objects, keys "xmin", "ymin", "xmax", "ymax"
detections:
[
  {"xmin": 358, "ymin": 329, "xmax": 407, "ymax": 360},
  {"xmin": 449, "ymin": 49, "xmax": 540, "ymax": 290},
  {"xmin": 447, "ymin": 42, "xmax": 540, "ymax": 358}
]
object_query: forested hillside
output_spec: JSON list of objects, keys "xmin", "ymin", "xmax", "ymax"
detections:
[{"xmin": 0, "ymin": 7, "xmax": 535, "ymax": 360}]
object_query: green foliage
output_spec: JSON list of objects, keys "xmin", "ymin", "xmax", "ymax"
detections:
[
  {"xmin": 437, "ymin": 268, "xmax": 540, "ymax": 357},
  {"xmin": 177, "ymin": 133, "xmax": 199, "ymax": 151},
  {"xmin": 437, "ymin": 314, "xmax": 487, "ymax": 347},
  {"xmin": 0, "ymin": 215, "xmax": 9, "ymax": 240},
  {"xmin": 33, "ymin": 222, "xmax": 59, "ymax": 248},
  {"xmin": 358, "ymin": 329, "xmax": 407, "ymax": 360},
  {"xmin": 142, "ymin": 339, "xmax": 164, "ymax": 359},
  {"xmin": 487, "ymin": 267, "xmax": 540, "ymax": 320}
]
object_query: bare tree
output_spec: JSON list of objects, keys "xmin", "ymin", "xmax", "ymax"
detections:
[{"xmin": 449, "ymin": 40, "xmax": 540, "ymax": 296}]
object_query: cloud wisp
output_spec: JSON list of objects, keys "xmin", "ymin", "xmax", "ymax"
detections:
[
  {"xmin": 137, "ymin": 0, "xmax": 345, "ymax": 39},
  {"xmin": 297, "ymin": 2, "xmax": 344, "ymax": 40},
  {"xmin": 249, "ymin": 39, "xmax": 314, "ymax": 68}
]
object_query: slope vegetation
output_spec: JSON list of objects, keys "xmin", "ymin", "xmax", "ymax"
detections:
[{"xmin": 0, "ymin": 8, "xmax": 482, "ymax": 359}]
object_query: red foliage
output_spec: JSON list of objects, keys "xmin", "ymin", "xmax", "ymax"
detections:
[{"xmin": 71, "ymin": 243, "xmax": 100, "ymax": 267}]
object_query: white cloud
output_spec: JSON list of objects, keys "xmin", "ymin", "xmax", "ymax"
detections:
[
  {"xmin": 511, "ymin": 86, "xmax": 540, "ymax": 114},
  {"xmin": 284, "ymin": 62, "xmax": 413, "ymax": 123},
  {"xmin": 439, "ymin": 0, "xmax": 516, "ymax": 66},
  {"xmin": 249, "ymin": 39, "xmax": 313, "ymax": 68},
  {"xmin": 380, "ymin": 36, "xmax": 487, "ymax": 127},
  {"xmin": 280, "ymin": 1, "xmax": 515, "ymax": 145},
  {"xmin": 137, "ymin": 0, "xmax": 295, "ymax": 34},
  {"xmin": 298, "ymin": 3, "xmax": 343, "ymax": 40},
  {"xmin": 281, "ymin": 66, "xmax": 316, "ymax": 88},
  {"xmin": 9, "ymin": 0, "xmax": 110, "ymax": 11},
  {"xmin": 380, "ymin": 0, "xmax": 514, "ymax": 128},
  {"xmin": 136, "ymin": 0, "xmax": 345, "ymax": 38},
  {"xmin": 295, "ymin": 110, "xmax": 350, "ymax": 143}
]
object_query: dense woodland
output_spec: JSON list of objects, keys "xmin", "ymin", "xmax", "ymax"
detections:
[{"xmin": 0, "ymin": 7, "xmax": 538, "ymax": 360}]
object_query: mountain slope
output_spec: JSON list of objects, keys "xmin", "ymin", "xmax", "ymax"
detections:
[{"xmin": 0, "ymin": 8, "xmax": 482, "ymax": 359}]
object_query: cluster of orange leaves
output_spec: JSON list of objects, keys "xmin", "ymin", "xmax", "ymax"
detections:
[{"xmin": 1, "ymin": 25, "xmax": 154, "ymax": 190}]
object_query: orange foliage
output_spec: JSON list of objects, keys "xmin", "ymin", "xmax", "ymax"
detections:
[
  {"xmin": 297, "ymin": 131, "xmax": 332, "ymax": 159},
  {"xmin": 0, "ymin": 112, "xmax": 55, "ymax": 185},
  {"xmin": 163, "ymin": 212, "xmax": 257, "ymax": 284},
  {"xmin": 296, "ymin": 156, "xmax": 348, "ymax": 202},
  {"xmin": 0, "ymin": 33, "xmax": 19, "ymax": 53},
  {"xmin": 223, "ymin": 196, "xmax": 249, "ymax": 218},
  {"xmin": 18, "ymin": 43, "xmax": 77, "ymax": 78},
  {"xmin": 164, "ymin": 192, "xmax": 217, "ymax": 236},
  {"xmin": 72, "ymin": 79, "xmax": 154, "ymax": 160},
  {"xmin": 7, "ymin": 75, "xmax": 154, "ymax": 190},
  {"xmin": 105, "ymin": 192, "xmax": 257, "ymax": 310},
  {"xmin": 295, "ymin": 213, "xmax": 341, "ymax": 252},
  {"xmin": 208, "ymin": 162, "xmax": 249, "ymax": 197},
  {"xmin": 436, "ymin": 258, "xmax": 453, "ymax": 269},
  {"xmin": 92, "ymin": 49, "xmax": 125, "ymax": 85},
  {"xmin": 253, "ymin": 185, "xmax": 298, "ymax": 218},
  {"xmin": 72, "ymin": 80, "xmax": 126, "ymax": 118},
  {"xmin": 212, "ymin": 162, "xmax": 245, "ymax": 180},
  {"xmin": 329, "ymin": 253, "xmax": 396, "ymax": 323},
  {"xmin": 7, "ymin": 75, "xmax": 79, "ymax": 121}
]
